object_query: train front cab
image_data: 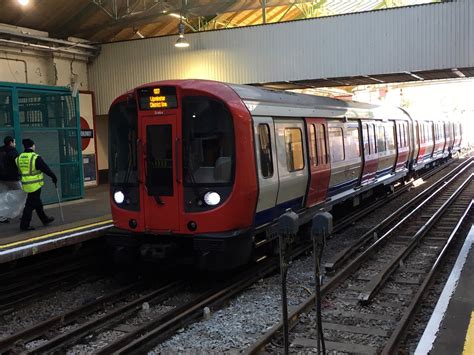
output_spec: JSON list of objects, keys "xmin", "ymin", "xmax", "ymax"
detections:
[{"xmin": 108, "ymin": 81, "xmax": 258, "ymax": 270}]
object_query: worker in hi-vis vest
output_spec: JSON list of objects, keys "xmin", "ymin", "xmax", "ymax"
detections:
[{"xmin": 16, "ymin": 138, "xmax": 57, "ymax": 231}]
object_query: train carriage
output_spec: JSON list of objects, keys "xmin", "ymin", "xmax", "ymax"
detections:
[{"xmin": 108, "ymin": 79, "xmax": 460, "ymax": 270}]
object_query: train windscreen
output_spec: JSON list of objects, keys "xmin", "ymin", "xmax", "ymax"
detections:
[
  {"xmin": 109, "ymin": 99, "xmax": 140, "ymax": 210},
  {"xmin": 182, "ymin": 97, "xmax": 234, "ymax": 186}
]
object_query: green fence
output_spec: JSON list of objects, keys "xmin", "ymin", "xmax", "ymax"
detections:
[{"xmin": 0, "ymin": 82, "xmax": 83, "ymax": 204}]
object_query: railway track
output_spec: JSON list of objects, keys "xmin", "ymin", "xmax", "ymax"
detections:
[
  {"xmin": 246, "ymin": 159, "xmax": 473, "ymax": 354},
  {"xmin": 0, "ymin": 159, "xmax": 468, "ymax": 354},
  {"xmin": 0, "ymin": 243, "xmax": 309, "ymax": 354},
  {"xmin": 325, "ymin": 157, "xmax": 472, "ymax": 272},
  {"xmin": 0, "ymin": 241, "xmax": 107, "ymax": 314}
]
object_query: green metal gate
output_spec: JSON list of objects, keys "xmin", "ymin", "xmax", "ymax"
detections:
[{"xmin": 0, "ymin": 82, "xmax": 83, "ymax": 204}]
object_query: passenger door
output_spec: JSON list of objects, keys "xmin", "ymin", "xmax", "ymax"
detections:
[
  {"xmin": 274, "ymin": 119, "xmax": 308, "ymax": 210},
  {"xmin": 360, "ymin": 121, "xmax": 378, "ymax": 184},
  {"xmin": 395, "ymin": 121, "xmax": 409, "ymax": 171},
  {"xmin": 142, "ymin": 114, "xmax": 180, "ymax": 232},
  {"xmin": 253, "ymin": 117, "xmax": 279, "ymax": 223},
  {"xmin": 305, "ymin": 118, "xmax": 330, "ymax": 206}
]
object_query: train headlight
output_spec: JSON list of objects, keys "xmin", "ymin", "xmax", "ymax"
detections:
[
  {"xmin": 203, "ymin": 191, "xmax": 221, "ymax": 206},
  {"xmin": 114, "ymin": 191, "xmax": 125, "ymax": 204}
]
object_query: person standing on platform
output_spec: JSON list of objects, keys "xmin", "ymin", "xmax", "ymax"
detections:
[
  {"xmin": 0, "ymin": 136, "xmax": 20, "ymax": 223},
  {"xmin": 16, "ymin": 138, "xmax": 57, "ymax": 231}
]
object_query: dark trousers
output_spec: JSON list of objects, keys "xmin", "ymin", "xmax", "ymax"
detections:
[{"xmin": 20, "ymin": 188, "xmax": 48, "ymax": 228}]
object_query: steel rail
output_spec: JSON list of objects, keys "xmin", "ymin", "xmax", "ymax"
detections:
[
  {"xmin": 325, "ymin": 157, "xmax": 473, "ymax": 272},
  {"xmin": 245, "ymin": 160, "xmax": 473, "ymax": 354},
  {"xmin": 0, "ymin": 256, "xmax": 105, "ymax": 313},
  {"xmin": 0, "ymin": 281, "xmax": 145, "ymax": 353},
  {"xmin": 28, "ymin": 281, "xmax": 185, "ymax": 354},
  {"xmin": 95, "ymin": 244, "xmax": 312, "ymax": 354},
  {"xmin": 381, "ymin": 200, "xmax": 473, "ymax": 354},
  {"xmin": 358, "ymin": 174, "xmax": 473, "ymax": 303}
]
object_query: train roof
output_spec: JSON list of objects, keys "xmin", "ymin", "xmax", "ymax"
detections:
[
  {"xmin": 228, "ymin": 83, "xmax": 411, "ymax": 121},
  {"xmin": 122, "ymin": 79, "xmax": 411, "ymax": 122}
]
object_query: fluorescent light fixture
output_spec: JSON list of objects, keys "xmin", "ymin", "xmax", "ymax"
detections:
[{"xmin": 18, "ymin": 0, "xmax": 29, "ymax": 5}]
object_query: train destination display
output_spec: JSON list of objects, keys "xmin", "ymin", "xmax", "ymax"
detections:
[{"xmin": 138, "ymin": 86, "xmax": 178, "ymax": 110}]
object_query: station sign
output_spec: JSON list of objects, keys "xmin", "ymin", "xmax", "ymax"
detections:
[{"xmin": 137, "ymin": 86, "xmax": 178, "ymax": 110}]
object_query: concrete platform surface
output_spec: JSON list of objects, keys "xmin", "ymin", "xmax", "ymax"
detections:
[
  {"xmin": 0, "ymin": 184, "xmax": 112, "ymax": 263},
  {"xmin": 415, "ymin": 224, "xmax": 474, "ymax": 355}
]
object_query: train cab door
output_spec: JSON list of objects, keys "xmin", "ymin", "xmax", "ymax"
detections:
[
  {"xmin": 141, "ymin": 114, "xmax": 180, "ymax": 232},
  {"xmin": 305, "ymin": 118, "xmax": 330, "ymax": 207}
]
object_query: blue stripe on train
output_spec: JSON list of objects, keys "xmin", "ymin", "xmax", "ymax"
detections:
[
  {"xmin": 375, "ymin": 167, "xmax": 393, "ymax": 178},
  {"xmin": 255, "ymin": 197, "xmax": 303, "ymax": 227},
  {"xmin": 327, "ymin": 178, "xmax": 358, "ymax": 197}
]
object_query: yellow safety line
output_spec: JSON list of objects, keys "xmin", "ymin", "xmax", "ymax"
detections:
[
  {"xmin": 0, "ymin": 219, "xmax": 113, "ymax": 250},
  {"xmin": 464, "ymin": 311, "xmax": 474, "ymax": 355}
]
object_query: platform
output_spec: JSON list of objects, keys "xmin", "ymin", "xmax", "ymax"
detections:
[
  {"xmin": 0, "ymin": 184, "xmax": 112, "ymax": 264},
  {"xmin": 415, "ymin": 224, "xmax": 474, "ymax": 355}
]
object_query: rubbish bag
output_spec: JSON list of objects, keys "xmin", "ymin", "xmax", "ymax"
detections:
[{"xmin": 0, "ymin": 182, "xmax": 27, "ymax": 219}]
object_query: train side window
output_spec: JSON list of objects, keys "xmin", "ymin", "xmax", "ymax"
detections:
[
  {"xmin": 377, "ymin": 125, "xmax": 386, "ymax": 152},
  {"xmin": 346, "ymin": 126, "xmax": 360, "ymax": 159},
  {"xmin": 258, "ymin": 124, "xmax": 274, "ymax": 178},
  {"xmin": 329, "ymin": 127, "xmax": 344, "ymax": 162},
  {"xmin": 316, "ymin": 124, "xmax": 328, "ymax": 164},
  {"xmin": 284, "ymin": 128, "xmax": 304, "ymax": 172},
  {"xmin": 309, "ymin": 124, "xmax": 318, "ymax": 167}
]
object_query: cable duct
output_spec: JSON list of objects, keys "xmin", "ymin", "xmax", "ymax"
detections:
[{"xmin": 0, "ymin": 28, "xmax": 98, "ymax": 58}]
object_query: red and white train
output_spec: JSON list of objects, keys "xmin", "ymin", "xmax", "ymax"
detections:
[{"xmin": 108, "ymin": 80, "xmax": 462, "ymax": 270}]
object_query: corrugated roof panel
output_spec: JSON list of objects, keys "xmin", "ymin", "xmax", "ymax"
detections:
[{"xmin": 89, "ymin": 0, "xmax": 474, "ymax": 114}]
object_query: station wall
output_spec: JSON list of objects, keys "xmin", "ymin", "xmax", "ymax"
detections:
[
  {"xmin": 89, "ymin": 0, "xmax": 474, "ymax": 115},
  {"xmin": 0, "ymin": 48, "xmax": 88, "ymax": 89}
]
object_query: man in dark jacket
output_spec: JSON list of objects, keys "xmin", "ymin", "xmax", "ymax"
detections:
[
  {"xmin": 0, "ymin": 136, "xmax": 20, "ymax": 223},
  {"xmin": 16, "ymin": 138, "xmax": 57, "ymax": 231}
]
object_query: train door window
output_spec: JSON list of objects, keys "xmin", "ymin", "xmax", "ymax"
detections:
[
  {"xmin": 345, "ymin": 126, "xmax": 360, "ymax": 159},
  {"xmin": 400, "ymin": 123, "xmax": 407, "ymax": 147},
  {"xmin": 371, "ymin": 124, "xmax": 377, "ymax": 153},
  {"xmin": 377, "ymin": 125, "xmax": 386, "ymax": 152},
  {"xmin": 315, "ymin": 124, "xmax": 327, "ymax": 164},
  {"xmin": 385, "ymin": 123, "xmax": 396, "ymax": 151},
  {"xmin": 400, "ymin": 123, "xmax": 405, "ymax": 147},
  {"xmin": 403, "ymin": 123, "xmax": 407, "ymax": 147},
  {"xmin": 258, "ymin": 124, "xmax": 274, "ymax": 178},
  {"xmin": 363, "ymin": 124, "xmax": 370, "ymax": 154},
  {"xmin": 329, "ymin": 126, "xmax": 344, "ymax": 162},
  {"xmin": 316, "ymin": 124, "xmax": 328, "ymax": 164},
  {"xmin": 147, "ymin": 125, "xmax": 173, "ymax": 196},
  {"xmin": 309, "ymin": 124, "xmax": 318, "ymax": 167},
  {"xmin": 284, "ymin": 128, "xmax": 304, "ymax": 172}
]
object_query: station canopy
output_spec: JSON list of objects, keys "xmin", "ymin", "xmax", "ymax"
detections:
[{"xmin": 0, "ymin": 0, "xmax": 441, "ymax": 43}]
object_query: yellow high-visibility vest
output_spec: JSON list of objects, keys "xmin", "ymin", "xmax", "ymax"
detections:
[{"xmin": 16, "ymin": 152, "xmax": 44, "ymax": 193}]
